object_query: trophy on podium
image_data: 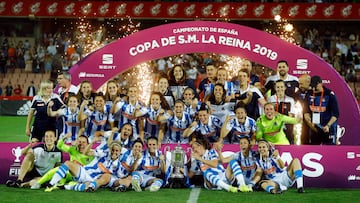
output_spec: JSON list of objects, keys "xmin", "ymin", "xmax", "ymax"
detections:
[
  {"xmin": 170, "ymin": 143, "xmax": 186, "ymax": 179},
  {"xmin": 164, "ymin": 143, "xmax": 191, "ymax": 188}
]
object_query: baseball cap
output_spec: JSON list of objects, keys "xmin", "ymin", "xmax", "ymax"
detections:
[{"xmin": 310, "ymin": 75, "xmax": 322, "ymax": 88}]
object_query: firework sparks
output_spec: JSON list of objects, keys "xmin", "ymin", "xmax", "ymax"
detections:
[
  {"xmin": 265, "ymin": 15, "xmax": 296, "ymax": 44},
  {"xmin": 223, "ymin": 55, "xmax": 243, "ymax": 80},
  {"xmin": 134, "ymin": 62, "xmax": 154, "ymax": 105}
]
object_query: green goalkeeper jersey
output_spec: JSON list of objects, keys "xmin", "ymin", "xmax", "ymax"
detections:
[
  {"xmin": 57, "ymin": 139, "xmax": 94, "ymax": 165},
  {"xmin": 256, "ymin": 114, "xmax": 298, "ymax": 145}
]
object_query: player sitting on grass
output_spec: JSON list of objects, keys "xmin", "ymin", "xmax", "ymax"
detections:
[
  {"xmin": 255, "ymin": 139, "xmax": 305, "ymax": 194},
  {"xmin": 111, "ymin": 138, "xmax": 144, "ymax": 192},
  {"xmin": 131, "ymin": 136, "xmax": 166, "ymax": 192},
  {"xmin": 30, "ymin": 133, "xmax": 94, "ymax": 189},
  {"xmin": 216, "ymin": 136, "xmax": 259, "ymax": 192},
  {"xmin": 6, "ymin": 130, "xmax": 62, "ymax": 188},
  {"xmin": 190, "ymin": 137, "xmax": 238, "ymax": 193},
  {"xmin": 45, "ymin": 137, "xmax": 123, "ymax": 192}
]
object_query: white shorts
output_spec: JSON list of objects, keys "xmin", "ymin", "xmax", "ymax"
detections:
[
  {"xmin": 138, "ymin": 173, "xmax": 157, "ymax": 187},
  {"xmin": 270, "ymin": 169, "xmax": 294, "ymax": 190},
  {"xmin": 204, "ymin": 168, "xmax": 230, "ymax": 190},
  {"xmin": 75, "ymin": 166, "xmax": 96, "ymax": 183}
]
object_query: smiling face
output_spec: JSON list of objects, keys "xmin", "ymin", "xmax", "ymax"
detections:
[
  {"xmin": 235, "ymin": 107, "xmax": 247, "ymax": 123},
  {"xmin": 67, "ymin": 96, "xmax": 79, "ymax": 109},
  {"xmin": 173, "ymin": 66, "xmax": 184, "ymax": 81},
  {"xmin": 216, "ymin": 69, "xmax": 228, "ymax": 83},
  {"xmin": 77, "ymin": 136, "xmax": 89, "ymax": 154},
  {"xmin": 44, "ymin": 130, "xmax": 56, "ymax": 146},
  {"xmin": 80, "ymin": 82, "xmax": 92, "ymax": 97},
  {"xmin": 147, "ymin": 138, "xmax": 158, "ymax": 154},
  {"xmin": 121, "ymin": 124, "xmax": 133, "ymax": 140},
  {"xmin": 277, "ymin": 62, "xmax": 289, "ymax": 77},
  {"xmin": 158, "ymin": 78, "xmax": 169, "ymax": 93},
  {"xmin": 213, "ymin": 85, "xmax": 224, "ymax": 101},
  {"xmin": 264, "ymin": 103, "xmax": 275, "ymax": 120},
  {"xmin": 191, "ymin": 141, "xmax": 205, "ymax": 156},
  {"xmin": 110, "ymin": 144, "xmax": 122, "ymax": 160},
  {"xmin": 132, "ymin": 141, "xmax": 143, "ymax": 155},
  {"xmin": 198, "ymin": 110, "xmax": 209, "ymax": 124},
  {"xmin": 239, "ymin": 137, "xmax": 250, "ymax": 154},
  {"xmin": 128, "ymin": 86, "xmax": 138, "ymax": 100},
  {"xmin": 257, "ymin": 141, "xmax": 269, "ymax": 157},
  {"xmin": 107, "ymin": 82, "xmax": 118, "ymax": 97},
  {"xmin": 183, "ymin": 88, "xmax": 194, "ymax": 103},
  {"xmin": 94, "ymin": 95, "xmax": 105, "ymax": 111},
  {"xmin": 275, "ymin": 81, "xmax": 285, "ymax": 95},
  {"xmin": 150, "ymin": 93, "xmax": 161, "ymax": 110},
  {"xmin": 174, "ymin": 101, "xmax": 184, "ymax": 117}
]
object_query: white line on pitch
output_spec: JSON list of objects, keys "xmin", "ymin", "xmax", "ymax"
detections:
[{"xmin": 186, "ymin": 188, "xmax": 201, "ymax": 203}]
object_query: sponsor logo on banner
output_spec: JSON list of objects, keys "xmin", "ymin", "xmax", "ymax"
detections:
[
  {"xmin": 9, "ymin": 146, "xmax": 22, "ymax": 177},
  {"xmin": 356, "ymin": 165, "xmax": 360, "ymax": 171},
  {"xmin": 99, "ymin": 54, "xmax": 116, "ymax": 70},
  {"xmin": 347, "ymin": 152, "xmax": 355, "ymax": 159},
  {"xmin": 293, "ymin": 59, "xmax": 310, "ymax": 75},
  {"xmin": 348, "ymin": 175, "xmax": 360, "ymax": 181},
  {"xmin": 17, "ymin": 101, "xmax": 32, "ymax": 116},
  {"xmin": 47, "ymin": 2, "xmax": 58, "ymax": 15},
  {"xmin": 79, "ymin": 72, "xmax": 105, "ymax": 78},
  {"xmin": 102, "ymin": 54, "xmax": 113, "ymax": 64}
]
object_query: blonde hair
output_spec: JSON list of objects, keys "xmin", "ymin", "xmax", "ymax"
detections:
[{"xmin": 37, "ymin": 80, "xmax": 53, "ymax": 97}]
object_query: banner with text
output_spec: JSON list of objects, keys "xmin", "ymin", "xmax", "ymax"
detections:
[
  {"xmin": 2, "ymin": 143, "xmax": 360, "ymax": 188},
  {"xmin": 69, "ymin": 21, "xmax": 360, "ymax": 145}
]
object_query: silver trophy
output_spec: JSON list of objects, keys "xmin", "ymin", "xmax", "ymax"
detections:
[{"xmin": 170, "ymin": 143, "xmax": 186, "ymax": 179}]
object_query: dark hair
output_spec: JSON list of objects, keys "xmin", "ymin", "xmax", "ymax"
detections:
[
  {"xmin": 78, "ymin": 135, "xmax": 89, "ymax": 144},
  {"xmin": 149, "ymin": 91, "xmax": 171, "ymax": 110},
  {"xmin": 277, "ymin": 60, "xmax": 288, "ymax": 66},
  {"xmin": 238, "ymin": 135, "xmax": 251, "ymax": 144},
  {"xmin": 234, "ymin": 102, "xmax": 247, "ymax": 112},
  {"xmin": 67, "ymin": 94, "xmax": 80, "ymax": 104},
  {"xmin": 95, "ymin": 92, "xmax": 105, "ymax": 100},
  {"xmin": 147, "ymin": 135, "xmax": 158, "ymax": 144},
  {"xmin": 175, "ymin": 99, "xmax": 185, "ymax": 106},
  {"xmin": 207, "ymin": 83, "xmax": 226, "ymax": 104},
  {"xmin": 133, "ymin": 138, "xmax": 144, "ymax": 147},
  {"xmin": 192, "ymin": 137, "xmax": 211, "ymax": 150},
  {"xmin": 275, "ymin": 79, "xmax": 285, "ymax": 84},
  {"xmin": 121, "ymin": 123, "xmax": 134, "ymax": 140},
  {"xmin": 168, "ymin": 65, "xmax": 187, "ymax": 85},
  {"xmin": 198, "ymin": 103, "xmax": 209, "ymax": 112}
]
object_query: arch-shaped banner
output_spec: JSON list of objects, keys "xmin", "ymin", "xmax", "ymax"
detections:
[{"xmin": 70, "ymin": 21, "xmax": 360, "ymax": 145}]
